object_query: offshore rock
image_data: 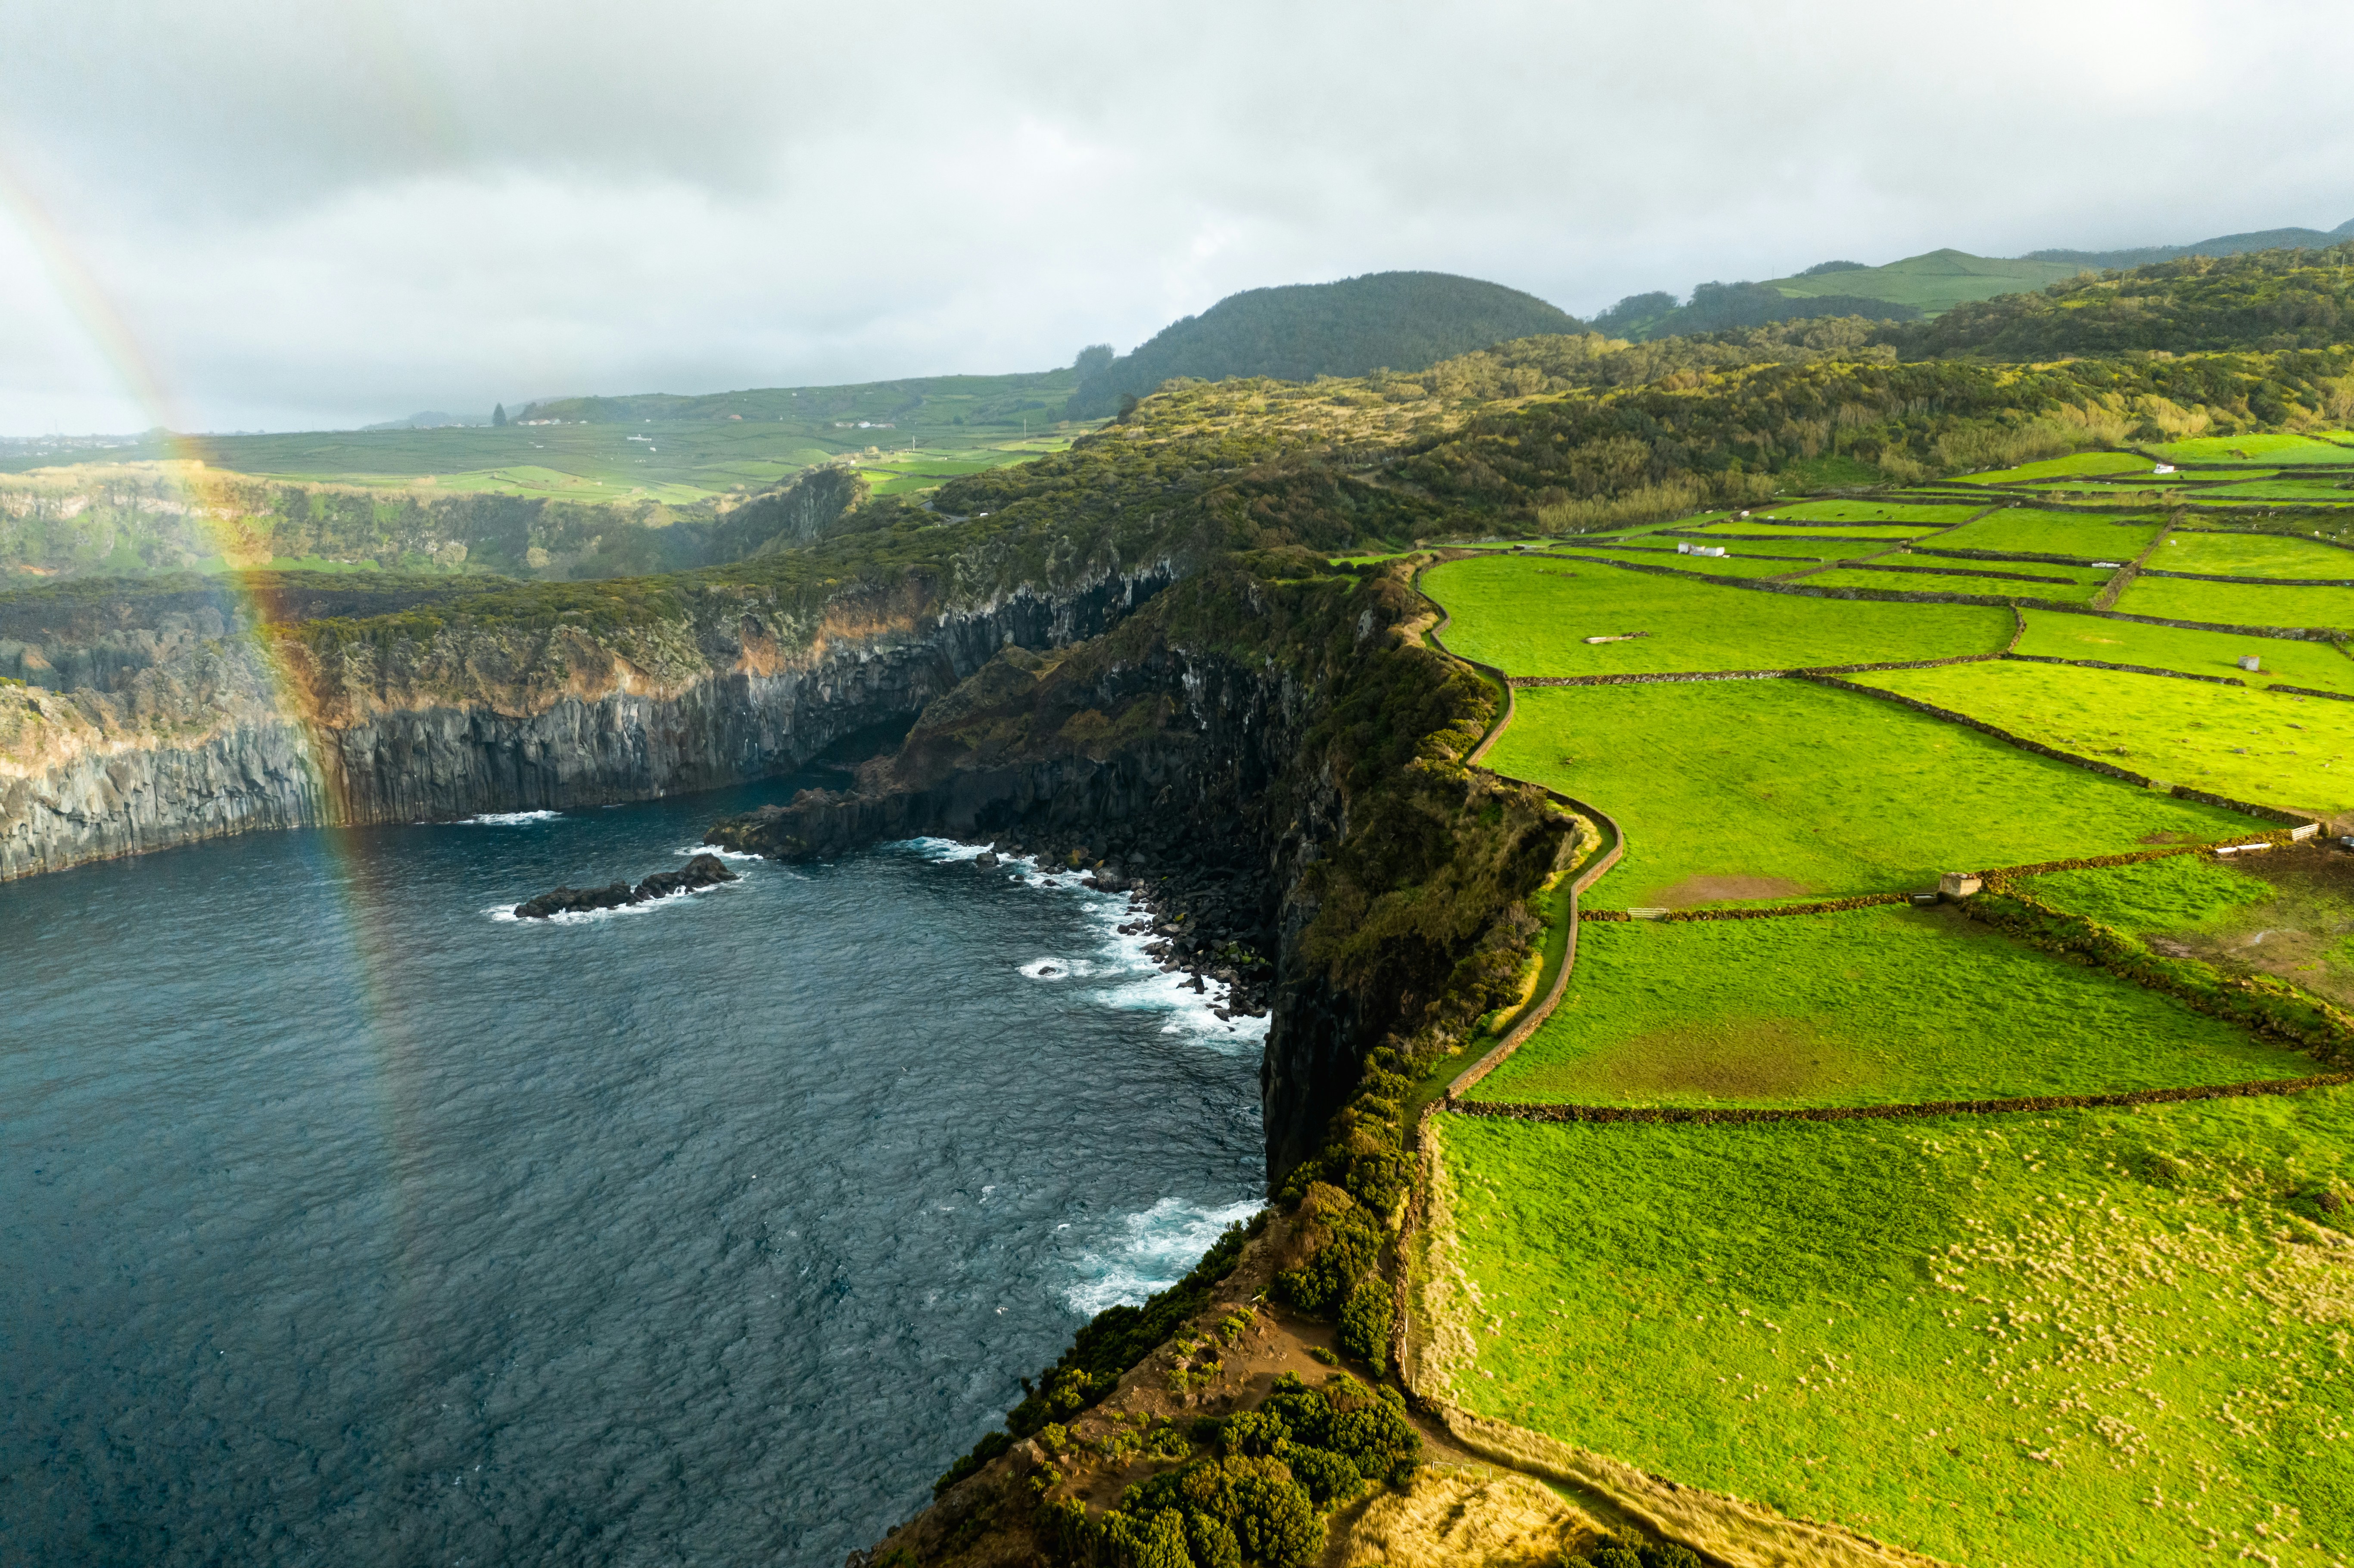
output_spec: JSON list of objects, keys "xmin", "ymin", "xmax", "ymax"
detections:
[{"xmin": 513, "ymin": 852, "xmax": 737, "ymax": 919}]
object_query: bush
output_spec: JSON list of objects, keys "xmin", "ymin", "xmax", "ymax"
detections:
[
  {"xmin": 1568, "ymin": 1533, "xmax": 1705, "ymax": 1568},
  {"xmin": 1284, "ymin": 1446, "xmax": 1364, "ymax": 1508},
  {"xmin": 1336, "ymin": 1276, "xmax": 1395, "ymax": 1372},
  {"xmin": 1273, "ymin": 1202, "xmax": 1382, "ymax": 1316},
  {"xmin": 1258, "ymin": 1374, "xmax": 1421, "ymax": 1486}
]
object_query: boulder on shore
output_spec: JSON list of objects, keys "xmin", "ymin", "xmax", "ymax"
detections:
[{"xmin": 514, "ymin": 852, "xmax": 738, "ymax": 920}]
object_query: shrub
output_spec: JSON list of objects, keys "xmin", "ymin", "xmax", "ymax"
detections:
[
  {"xmin": 1105, "ymin": 1507, "xmax": 1192, "ymax": 1568},
  {"xmin": 1284, "ymin": 1446, "xmax": 1364, "ymax": 1508},
  {"xmin": 1185, "ymin": 1512, "xmax": 1244, "ymax": 1568},
  {"xmin": 1568, "ymin": 1533, "xmax": 1705, "ymax": 1568},
  {"xmin": 1258, "ymin": 1374, "xmax": 1421, "ymax": 1486},
  {"xmin": 1336, "ymin": 1276, "xmax": 1395, "ymax": 1373},
  {"xmin": 1272, "ymin": 1193, "xmax": 1383, "ymax": 1316}
]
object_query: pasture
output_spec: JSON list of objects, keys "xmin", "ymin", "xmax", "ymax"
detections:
[
  {"xmin": 1433, "ymin": 1093, "xmax": 2354, "ymax": 1568},
  {"xmin": 1949, "ymin": 451, "xmax": 2155, "ymax": 484},
  {"xmin": 2157, "ymin": 531, "xmax": 2354, "ymax": 579},
  {"xmin": 1797, "ymin": 566, "xmax": 2106, "ymax": 604},
  {"xmin": 1482, "ymin": 681, "xmax": 2252, "ymax": 911},
  {"xmin": 2149, "ymin": 432, "xmax": 2354, "ymax": 466},
  {"xmin": 1419, "ymin": 554, "xmax": 2011, "ymax": 677},
  {"xmin": 1552, "ymin": 547, "xmax": 1818, "ymax": 579},
  {"xmin": 2116, "ymin": 574, "xmax": 2354, "ymax": 631},
  {"xmin": 1861, "ymin": 660, "xmax": 2354, "ymax": 817},
  {"xmin": 1927, "ymin": 508, "xmax": 2165, "ymax": 560},
  {"xmin": 1763, "ymin": 500, "xmax": 1986, "ymax": 525},
  {"xmin": 1463, "ymin": 902, "xmax": 2314, "ymax": 1108},
  {"xmin": 2011, "ymin": 610, "xmax": 2354, "ymax": 694},
  {"xmin": 1683, "ymin": 520, "xmax": 1940, "ymax": 542}
]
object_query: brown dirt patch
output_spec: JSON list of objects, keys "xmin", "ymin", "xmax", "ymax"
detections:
[
  {"xmin": 1537, "ymin": 1017, "xmax": 1876, "ymax": 1101},
  {"xmin": 1654, "ymin": 874, "xmax": 1809, "ymax": 907}
]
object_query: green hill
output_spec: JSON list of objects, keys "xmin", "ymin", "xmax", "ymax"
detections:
[
  {"xmin": 1766, "ymin": 248, "xmax": 2088, "ymax": 314},
  {"xmin": 1064, "ymin": 271, "xmax": 1579, "ymax": 418}
]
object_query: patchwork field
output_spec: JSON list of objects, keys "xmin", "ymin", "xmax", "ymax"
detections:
[
  {"xmin": 2115, "ymin": 573, "xmax": 2354, "ymax": 630},
  {"xmin": 1420, "ymin": 554, "xmax": 2012, "ymax": 676},
  {"xmin": 1860, "ymin": 660, "xmax": 2354, "ymax": 817},
  {"xmin": 1798, "ymin": 566, "xmax": 2107, "ymax": 603},
  {"xmin": 2011, "ymin": 610, "xmax": 2354, "ymax": 694},
  {"xmin": 1928, "ymin": 508, "xmax": 2164, "ymax": 560},
  {"xmin": 2157, "ymin": 531, "xmax": 2354, "ymax": 580},
  {"xmin": 1463, "ymin": 903, "xmax": 2316, "ymax": 1108},
  {"xmin": 1432, "ymin": 1093, "xmax": 2354, "ymax": 1568},
  {"xmin": 1485, "ymin": 681, "xmax": 2255, "ymax": 909},
  {"xmin": 1687, "ymin": 520, "xmax": 1937, "ymax": 542},
  {"xmin": 1551, "ymin": 547, "xmax": 1818, "ymax": 579}
]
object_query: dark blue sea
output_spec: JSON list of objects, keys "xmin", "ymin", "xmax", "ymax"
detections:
[{"xmin": 0, "ymin": 778, "xmax": 1266, "ymax": 1566}]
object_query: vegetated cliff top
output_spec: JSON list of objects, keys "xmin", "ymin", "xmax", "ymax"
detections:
[
  {"xmin": 2025, "ymin": 216, "xmax": 2354, "ymax": 271},
  {"xmin": 1065, "ymin": 271, "xmax": 1581, "ymax": 420}
]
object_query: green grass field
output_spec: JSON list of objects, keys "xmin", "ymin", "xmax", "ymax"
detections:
[
  {"xmin": 1554, "ymin": 547, "xmax": 1822, "ymax": 579},
  {"xmin": 2159, "ymin": 532, "xmax": 2354, "ymax": 579},
  {"xmin": 2024, "ymin": 853, "xmax": 2277, "ymax": 937},
  {"xmin": 1861, "ymin": 660, "xmax": 2354, "ymax": 816},
  {"xmin": 1687, "ymin": 521, "xmax": 1940, "ymax": 542},
  {"xmin": 1464, "ymin": 903, "xmax": 2314, "ymax": 1108},
  {"xmin": 1435, "ymin": 1092, "xmax": 2354, "ymax": 1567},
  {"xmin": 1420, "ymin": 555, "xmax": 2012, "ymax": 677},
  {"xmin": 1799, "ymin": 566, "xmax": 2107, "ymax": 604},
  {"xmin": 1761, "ymin": 248, "xmax": 2086, "ymax": 313},
  {"xmin": 2116, "ymin": 574, "xmax": 2354, "ymax": 631},
  {"xmin": 2151, "ymin": 432, "xmax": 2354, "ymax": 466},
  {"xmin": 2196, "ymin": 480, "xmax": 2354, "ymax": 502},
  {"xmin": 1485, "ymin": 681, "xmax": 2255, "ymax": 911},
  {"xmin": 1764, "ymin": 500, "xmax": 1986, "ymax": 525},
  {"xmin": 1950, "ymin": 452, "xmax": 2156, "ymax": 484},
  {"xmin": 1930, "ymin": 508, "xmax": 2165, "ymax": 560},
  {"xmin": 2011, "ymin": 610, "xmax": 2354, "ymax": 694}
]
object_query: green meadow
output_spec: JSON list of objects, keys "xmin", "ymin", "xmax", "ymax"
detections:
[
  {"xmin": 2011, "ymin": 610, "xmax": 2354, "ymax": 694},
  {"xmin": 1481, "ymin": 681, "xmax": 2251, "ymax": 911},
  {"xmin": 2116, "ymin": 574, "xmax": 2354, "ymax": 631},
  {"xmin": 2196, "ymin": 479, "xmax": 2354, "ymax": 502},
  {"xmin": 1862, "ymin": 660, "xmax": 2354, "ymax": 816},
  {"xmin": 2023, "ymin": 852, "xmax": 2278, "ymax": 938},
  {"xmin": 1951, "ymin": 451, "xmax": 2155, "ymax": 484},
  {"xmin": 1686, "ymin": 520, "xmax": 1939, "ymax": 542},
  {"xmin": 1435, "ymin": 1093, "xmax": 2354, "ymax": 1568},
  {"xmin": 1464, "ymin": 904, "xmax": 2312, "ymax": 1108},
  {"xmin": 2157, "ymin": 531, "xmax": 2354, "ymax": 579},
  {"xmin": 1553, "ymin": 547, "xmax": 1817, "ymax": 579},
  {"xmin": 1419, "ymin": 554, "xmax": 2011, "ymax": 676},
  {"xmin": 1799, "ymin": 566, "xmax": 2107, "ymax": 604},
  {"xmin": 2151, "ymin": 432, "xmax": 2354, "ymax": 465},
  {"xmin": 1929, "ymin": 508, "xmax": 2164, "ymax": 560},
  {"xmin": 1764, "ymin": 500, "xmax": 1986, "ymax": 525}
]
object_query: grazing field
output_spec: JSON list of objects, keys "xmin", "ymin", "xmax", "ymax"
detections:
[
  {"xmin": 1464, "ymin": 903, "xmax": 2313, "ymax": 1108},
  {"xmin": 1929, "ymin": 508, "xmax": 2164, "ymax": 560},
  {"xmin": 2116, "ymin": 574, "xmax": 2354, "ymax": 630},
  {"xmin": 1481, "ymin": 681, "xmax": 2253, "ymax": 911},
  {"xmin": 1763, "ymin": 500, "xmax": 1986, "ymax": 525},
  {"xmin": 1798, "ymin": 566, "xmax": 2107, "ymax": 604},
  {"xmin": 2011, "ymin": 610, "xmax": 2354, "ymax": 694},
  {"xmin": 1433, "ymin": 1093, "xmax": 2354, "ymax": 1568},
  {"xmin": 1950, "ymin": 451, "xmax": 2155, "ymax": 484},
  {"xmin": 2151, "ymin": 432, "xmax": 2354, "ymax": 465},
  {"xmin": 1419, "ymin": 555, "xmax": 2011, "ymax": 677},
  {"xmin": 2195, "ymin": 479, "xmax": 2354, "ymax": 502},
  {"xmin": 1685, "ymin": 520, "xmax": 1939, "ymax": 542},
  {"xmin": 1551, "ymin": 547, "xmax": 1818, "ymax": 579},
  {"xmin": 2027, "ymin": 845, "xmax": 2354, "ymax": 1009},
  {"xmin": 1860, "ymin": 660, "xmax": 2354, "ymax": 816},
  {"xmin": 2158, "ymin": 531, "xmax": 2354, "ymax": 579}
]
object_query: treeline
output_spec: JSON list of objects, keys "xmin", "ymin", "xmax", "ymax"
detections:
[{"xmin": 1592, "ymin": 280, "xmax": 1921, "ymax": 341}]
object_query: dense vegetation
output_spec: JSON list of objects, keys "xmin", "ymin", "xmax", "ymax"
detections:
[{"xmin": 1065, "ymin": 271, "xmax": 1579, "ymax": 417}]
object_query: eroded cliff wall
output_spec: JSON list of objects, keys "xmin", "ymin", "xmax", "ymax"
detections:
[{"xmin": 0, "ymin": 569, "xmax": 1168, "ymax": 880}]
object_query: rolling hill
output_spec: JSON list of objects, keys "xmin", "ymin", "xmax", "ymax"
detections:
[{"xmin": 1063, "ymin": 271, "xmax": 1580, "ymax": 418}]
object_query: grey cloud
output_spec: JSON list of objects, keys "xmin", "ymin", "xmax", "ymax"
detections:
[{"xmin": 3, "ymin": 0, "xmax": 2351, "ymax": 432}]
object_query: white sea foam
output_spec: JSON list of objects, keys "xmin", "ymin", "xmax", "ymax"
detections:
[
  {"xmin": 1020, "ymin": 957, "xmax": 1095, "ymax": 980},
  {"xmin": 462, "ymin": 810, "xmax": 563, "ymax": 826},
  {"xmin": 682, "ymin": 844, "xmax": 764, "ymax": 862},
  {"xmin": 1064, "ymin": 1197, "xmax": 1266, "ymax": 1316},
  {"xmin": 485, "ymin": 875, "xmax": 745, "ymax": 926}
]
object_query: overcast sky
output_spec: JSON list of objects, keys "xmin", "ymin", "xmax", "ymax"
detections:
[{"xmin": 4, "ymin": 0, "xmax": 2351, "ymax": 435}]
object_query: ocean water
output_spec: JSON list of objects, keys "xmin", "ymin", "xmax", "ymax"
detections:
[{"xmin": 0, "ymin": 780, "xmax": 1266, "ymax": 1566}]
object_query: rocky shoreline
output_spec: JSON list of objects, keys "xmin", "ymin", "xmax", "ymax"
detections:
[{"xmin": 967, "ymin": 823, "xmax": 1276, "ymax": 1021}]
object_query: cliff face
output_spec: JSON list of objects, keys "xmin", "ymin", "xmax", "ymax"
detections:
[{"xmin": 0, "ymin": 568, "xmax": 1168, "ymax": 881}]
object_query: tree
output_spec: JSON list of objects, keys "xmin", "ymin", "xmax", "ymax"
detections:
[
  {"xmin": 1074, "ymin": 344, "xmax": 1115, "ymax": 379},
  {"xmin": 492, "ymin": 404, "xmax": 507, "ymax": 426}
]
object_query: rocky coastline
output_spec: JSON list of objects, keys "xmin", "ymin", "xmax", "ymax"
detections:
[{"xmin": 511, "ymin": 851, "xmax": 738, "ymax": 919}]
